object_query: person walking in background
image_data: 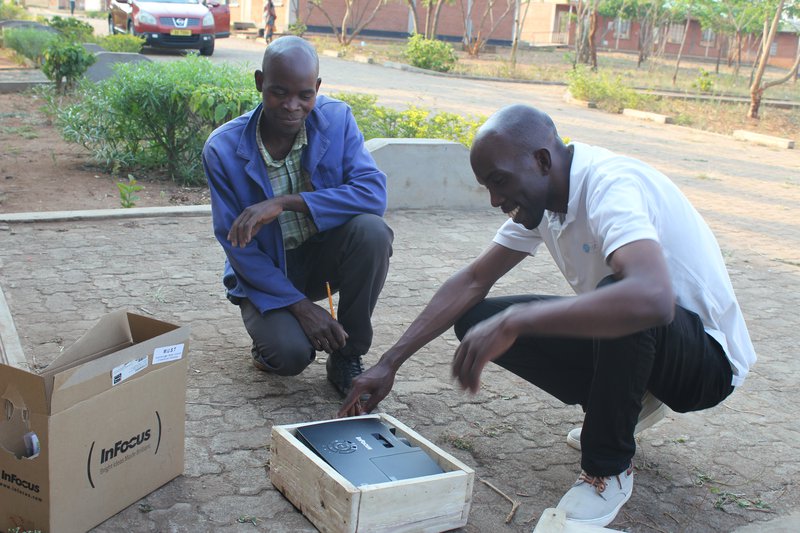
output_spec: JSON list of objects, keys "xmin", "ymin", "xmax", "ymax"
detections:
[
  {"xmin": 69, "ymin": 0, "xmax": 76, "ymax": 15},
  {"xmin": 264, "ymin": 0, "xmax": 277, "ymax": 44}
]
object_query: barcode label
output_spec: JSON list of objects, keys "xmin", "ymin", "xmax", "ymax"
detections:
[{"xmin": 111, "ymin": 355, "xmax": 149, "ymax": 386}]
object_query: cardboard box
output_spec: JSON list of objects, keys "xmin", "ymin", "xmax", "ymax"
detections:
[
  {"xmin": 0, "ymin": 310, "xmax": 190, "ymax": 533},
  {"xmin": 270, "ymin": 413, "xmax": 475, "ymax": 533}
]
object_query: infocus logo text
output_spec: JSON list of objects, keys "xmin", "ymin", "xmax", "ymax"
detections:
[
  {"xmin": 1, "ymin": 469, "xmax": 40, "ymax": 493},
  {"xmin": 100, "ymin": 429, "xmax": 151, "ymax": 464}
]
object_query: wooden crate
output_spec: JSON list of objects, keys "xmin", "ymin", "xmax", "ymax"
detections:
[{"xmin": 270, "ymin": 413, "xmax": 475, "ymax": 533}]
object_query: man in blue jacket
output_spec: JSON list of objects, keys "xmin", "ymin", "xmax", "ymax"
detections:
[{"xmin": 203, "ymin": 36, "xmax": 393, "ymax": 396}]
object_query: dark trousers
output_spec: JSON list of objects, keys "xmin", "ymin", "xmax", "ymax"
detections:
[
  {"xmin": 240, "ymin": 214, "xmax": 393, "ymax": 376},
  {"xmin": 453, "ymin": 292, "xmax": 734, "ymax": 477}
]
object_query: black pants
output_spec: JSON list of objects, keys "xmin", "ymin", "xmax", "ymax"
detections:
[
  {"xmin": 454, "ymin": 292, "xmax": 734, "ymax": 477},
  {"xmin": 240, "ymin": 214, "xmax": 393, "ymax": 376}
]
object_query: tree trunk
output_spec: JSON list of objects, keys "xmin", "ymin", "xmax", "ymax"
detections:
[
  {"xmin": 749, "ymin": 21, "xmax": 767, "ymax": 87},
  {"xmin": 574, "ymin": 0, "xmax": 588, "ymax": 66},
  {"xmin": 424, "ymin": 1, "xmax": 433, "ymax": 38},
  {"xmin": 342, "ymin": 0, "xmax": 388, "ymax": 46},
  {"xmin": 796, "ymin": 36, "xmax": 800, "ymax": 85},
  {"xmin": 748, "ymin": 0, "xmax": 785, "ymax": 119},
  {"xmin": 636, "ymin": 17, "xmax": 645, "ymax": 67},
  {"xmin": 310, "ymin": 1, "xmax": 343, "ymax": 43},
  {"xmin": 715, "ymin": 34, "xmax": 725, "ymax": 74},
  {"xmin": 672, "ymin": 13, "xmax": 692, "ymax": 86},
  {"xmin": 465, "ymin": 0, "xmax": 513, "ymax": 57},
  {"xmin": 510, "ymin": 0, "xmax": 520, "ymax": 68},
  {"xmin": 406, "ymin": 0, "xmax": 419, "ymax": 34},
  {"xmin": 341, "ymin": 0, "xmax": 353, "ymax": 45},
  {"xmin": 747, "ymin": 88, "xmax": 763, "ymax": 120},
  {"xmin": 588, "ymin": 1, "xmax": 598, "ymax": 70},
  {"xmin": 509, "ymin": 0, "xmax": 531, "ymax": 69},
  {"xmin": 431, "ymin": 0, "xmax": 445, "ymax": 38},
  {"xmin": 733, "ymin": 31, "xmax": 742, "ymax": 77}
]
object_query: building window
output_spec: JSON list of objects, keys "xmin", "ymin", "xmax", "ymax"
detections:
[
  {"xmin": 615, "ymin": 18, "xmax": 631, "ymax": 40},
  {"xmin": 770, "ymin": 41, "xmax": 778, "ymax": 56},
  {"xmin": 668, "ymin": 22, "xmax": 685, "ymax": 44},
  {"xmin": 701, "ymin": 28, "xmax": 715, "ymax": 45}
]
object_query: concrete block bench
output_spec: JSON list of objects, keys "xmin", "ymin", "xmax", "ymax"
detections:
[{"xmin": 365, "ymin": 138, "xmax": 487, "ymax": 210}]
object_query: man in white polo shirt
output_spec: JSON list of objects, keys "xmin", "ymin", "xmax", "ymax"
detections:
[{"xmin": 339, "ymin": 104, "xmax": 756, "ymax": 527}]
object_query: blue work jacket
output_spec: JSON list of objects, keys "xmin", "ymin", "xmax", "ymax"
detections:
[{"xmin": 203, "ymin": 95, "xmax": 388, "ymax": 313}]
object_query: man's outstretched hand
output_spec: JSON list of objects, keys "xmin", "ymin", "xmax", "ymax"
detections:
[{"xmin": 337, "ymin": 361, "xmax": 396, "ymax": 417}]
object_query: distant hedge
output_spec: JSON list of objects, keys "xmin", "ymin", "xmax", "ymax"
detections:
[{"xmin": 57, "ymin": 58, "xmax": 485, "ymax": 185}]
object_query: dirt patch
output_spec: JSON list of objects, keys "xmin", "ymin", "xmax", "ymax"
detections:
[{"xmin": 0, "ymin": 89, "xmax": 209, "ymax": 213}]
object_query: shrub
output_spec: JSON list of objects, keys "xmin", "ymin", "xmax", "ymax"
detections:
[
  {"xmin": 692, "ymin": 68, "xmax": 714, "ymax": 94},
  {"xmin": 58, "ymin": 56, "xmax": 259, "ymax": 185},
  {"xmin": 117, "ymin": 174, "xmax": 143, "ymax": 208},
  {"xmin": 42, "ymin": 39, "xmax": 96, "ymax": 93},
  {"xmin": 0, "ymin": 0, "xmax": 29, "ymax": 21},
  {"xmin": 96, "ymin": 33, "xmax": 145, "ymax": 53},
  {"xmin": 47, "ymin": 15, "xmax": 94, "ymax": 42},
  {"xmin": 332, "ymin": 92, "xmax": 484, "ymax": 147},
  {"xmin": 404, "ymin": 34, "xmax": 457, "ymax": 73},
  {"xmin": 2, "ymin": 27, "xmax": 58, "ymax": 66},
  {"xmin": 287, "ymin": 22, "xmax": 306, "ymax": 36},
  {"xmin": 567, "ymin": 65, "xmax": 646, "ymax": 113},
  {"xmin": 29, "ymin": 84, "xmax": 63, "ymax": 122}
]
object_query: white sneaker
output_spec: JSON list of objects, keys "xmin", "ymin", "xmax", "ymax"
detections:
[
  {"xmin": 556, "ymin": 463, "xmax": 634, "ymax": 527},
  {"xmin": 566, "ymin": 391, "xmax": 668, "ymax": 451}
]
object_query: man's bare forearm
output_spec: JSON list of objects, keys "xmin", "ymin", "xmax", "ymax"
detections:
[{"xmin": 378, "ymin": 268, "xmax": 491, "ymax": 372}]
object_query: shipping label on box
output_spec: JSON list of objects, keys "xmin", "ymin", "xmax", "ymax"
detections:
[{"xmin": 0, "ymin": 310, "xmax": 190, "ymax": 533}]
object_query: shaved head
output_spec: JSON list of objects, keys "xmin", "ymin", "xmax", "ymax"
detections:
[
  {"xmin": 473, "ymin": 104, "xmax": 560, "ymax": 155},
  {"xmin": 261, "ymin": 36, "xmax": 319, "ymax": 76}
]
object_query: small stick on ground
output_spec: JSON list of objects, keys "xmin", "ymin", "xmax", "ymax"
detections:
[
  {"xmin": 722, "ymin": 403, "xmax": 765, "ymax": 417},
  {"xmin": 186, "ymin": 401, "xmax": 243, "ymax": 408},
  {"xmin": 480, "ymin": 478, "xmax": 521, "ymax": 524}
]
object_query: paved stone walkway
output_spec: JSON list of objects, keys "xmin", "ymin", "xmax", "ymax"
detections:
[
  {"xmin": 1, "ymin": 189, "xmax": 799, "ymax": 531},
  {"xmin": 1, "ymin": 43, "xmax": 800, "ymax": 532}
]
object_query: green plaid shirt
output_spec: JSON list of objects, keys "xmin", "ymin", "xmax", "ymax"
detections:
[{"xmin": 256, "ymin": 112, "xmax": 317, "ymax": 250}]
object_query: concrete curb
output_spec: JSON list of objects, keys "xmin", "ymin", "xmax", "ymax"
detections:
[
  {"xmin": 733, "ymin": 130, "xmax": 795, "ymax": 149},
  {"xmin": 381, "ymin": 60, "xmax": 568, "ymax": 86},
  {"xmin": 0, "ymin": 204, "xmax": 212, "ymax": 223},
  {"xmin": 623, "ymin": 108, "xmax": 674, "ymax": 124},
  {"xmin": 562, "ymin": 89, "xmax": 596, "ymax": 108},
  {"xmin": 0, "ymin": 80, "xmax": 50, "ymax": 93}
]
